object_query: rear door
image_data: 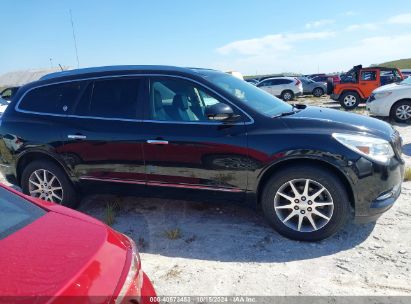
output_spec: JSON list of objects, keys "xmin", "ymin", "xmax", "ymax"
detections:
[
  {"xmin": 359, "ymin": 70, "xmax": 379, "ymax": 98},
  {"xmin": 141, "ymin": 76, "xmax": 250, "ymax": 200},
  {"xmin": 58, "ymin": 77, "xmax": 146, "ymax": 184}
]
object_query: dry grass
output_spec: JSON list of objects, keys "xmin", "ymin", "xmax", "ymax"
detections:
[
  {"xmin": 104, "ymin": 202, "xmax": 118, "ymax": 226},
  {"xmin": 163, "ymin": 265, "xmax": 183, "ymax": 280},
  {"xmin": 164, "ymin": 228, "xmax": 182, "ymax": 240},
  {"xmin": 404, "ymin": 167, "xmax": 411, "ymax": 182}
]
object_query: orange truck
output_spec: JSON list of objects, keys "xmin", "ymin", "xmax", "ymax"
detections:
[{"xmin": 327, "ymin": 65, "xmax": 404, "ymax": 109}]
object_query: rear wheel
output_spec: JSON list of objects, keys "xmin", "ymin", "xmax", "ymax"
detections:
[
  {"xmin": 261, "ymin": 165, "xmax": 349, "ymax": 241},
  {"xmin": 340, "ymin": 91, "xmax": 360, "ymax": 110},
  {"xmin": 390, "ymin": 100, "xmax": 411, "ymax": 123},
  {"xmin": 21, "ymin": 160, "xmax": 78, "ymax": 208},
  {"xmin": 312, "ymin": 87, "xmax": 324, "ymax": 97},
  {"xmin": 281, "ymin": 90, "xmax": 295, "ymax": 102}
]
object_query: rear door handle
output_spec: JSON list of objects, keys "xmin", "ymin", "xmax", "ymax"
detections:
[
  {"xmin": 147, "ymin": 139, "xmax": 169, "ymax": 145},
  {"xmin": 68, "ymin": 134, "xmax": 87, "ymax": 140}
]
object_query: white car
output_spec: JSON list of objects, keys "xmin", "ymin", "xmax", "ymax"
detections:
[
  {"xmin": 256, "ymin": 77, "xmax": 303, "ymax": 101},
  {"xmin": 0, "ymin": 97, "xmax": 9, "ymax": 117},
  {"xmin": 366, "ymin": 76, "xmax": 411, "ymax": 122}
]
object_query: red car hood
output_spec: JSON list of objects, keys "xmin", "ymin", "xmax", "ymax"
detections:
[{"xmin": 0, "ymin": 207, "xmax": 128, "ymax": 303}]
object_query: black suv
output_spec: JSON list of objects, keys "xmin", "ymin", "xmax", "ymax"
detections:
[{"xmin": 0, "ymin": 66, "xmax": 404, "ymax": 241}]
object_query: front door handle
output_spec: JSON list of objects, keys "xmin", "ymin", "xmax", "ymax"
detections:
[
  {"xmin": 147, "ymin": 139, "xmax": 169, "ymax": 145},
  {"xmin": 68, "ymin": 134, "xmax": 87, "ymax": 140}
]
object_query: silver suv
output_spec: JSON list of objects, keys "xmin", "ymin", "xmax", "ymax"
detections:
[{"xmin": 257, "ymin": 77, "xmax": 303, "ymax": 101}]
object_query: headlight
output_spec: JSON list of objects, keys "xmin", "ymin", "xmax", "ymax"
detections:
[
  {"xmin": 332, "ymin": 133, "xmax": 394, "ymax": 164},
  {"xmin": 374, "ymin": 92, "xmax": 392, "ymax": 99}
]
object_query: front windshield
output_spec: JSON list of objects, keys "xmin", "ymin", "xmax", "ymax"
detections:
[
  {"xmin": 200, "ymin": 71, "xmax": 293, "ymax": 117},
  {"xmin": 400, "ymin": 77, "xmax": 411, "ymax": 85}
]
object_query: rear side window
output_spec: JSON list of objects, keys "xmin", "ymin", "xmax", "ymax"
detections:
[
  {"xmin": 0, "ymin": 187, "xmax": 45, "ymax": 240},
  {"xmin": 74, "ymin": 78, "xmax": 141, "ymax": 119},
  {"xmin": 19, "ymin": 82, "xmax": 86, "ymax": 114}
]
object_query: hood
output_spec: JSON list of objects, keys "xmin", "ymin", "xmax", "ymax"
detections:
[
  {"xmin": 373, "ymin": 82, "xmax": 410, "ymax": 93},
  {"xmin": 282, "ymin": 106, "xmax": 395, "ymax": 140},
  {"xmin": 0, "ymin": 210, "xmax": 128, "ymax": 300}
]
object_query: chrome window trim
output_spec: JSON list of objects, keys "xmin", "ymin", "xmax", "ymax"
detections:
[{"xmin": 14, "ymin": 73, "xmax": 254, "ymax": 125}]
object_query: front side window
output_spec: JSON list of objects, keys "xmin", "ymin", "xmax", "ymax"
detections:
[
  {"xmin": 19, "ymin": 82, "xmax": 86, "ymax": 114},
  {"xmin": 0, "ymin": 187, "xmax": 45, "ymax": 240},
  {"xmin": 361, "ymin": 71, "xmax": 377, "ymax": 81},
  {"xmin": 74, "ymin": 78, "xmax": 141, "ymax": 119},
  {"xmin": 149, "ymin": 78, "xmax": 224, "ymax": 122},
  {"xmin": 200, "ymin": 70, "xmax": 292, "ymax": 117}
]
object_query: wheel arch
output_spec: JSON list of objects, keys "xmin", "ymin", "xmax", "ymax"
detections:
[
  {"xmin": 389, "ymin": 98, "xmax": 411, "ymax": 114},
  {"xmin": 340, "ymin": 89, "xmax": 364, "ymax": 100},
  {"xmin": 256, "ymin": 158, "xmax": 355, "ymax": 210},
  {"xmin": 16, "ymin": 150, "xmax": 72, "ymax": 186}
]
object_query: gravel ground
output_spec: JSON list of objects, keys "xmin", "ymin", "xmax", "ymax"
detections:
[{"xmin": 1, "ymin": 96, "xmax": 410, "ymax": 298}]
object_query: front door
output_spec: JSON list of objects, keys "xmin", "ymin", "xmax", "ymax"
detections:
[
  {"xmin": 141, "ymin": 76, "xmax": 250, "ymax": 199},
  {"xmin": 359, "ymin": 70, "xmax": 379, "ymax": 97},
  {"xmin": 58, "ymin": 77, "xmax": 146, "ymax": 185}
]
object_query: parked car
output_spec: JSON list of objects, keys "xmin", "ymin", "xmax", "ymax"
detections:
[
  {"xmin": 367, "ymin": 76, "xmax": 411, "ymax": 122},
  {"xmin": 400, "ymin": 69, "xmax": 411, "ymax": 78},
  {"xmin": 0, "ymin": 183, "xmax": 157, "ymax": 303},
  {"xmin": 298, "ymin": 77, "xmax": 327, "ymax": 97},
  {"xmin": 257, "ymin": 77, "xmax": 303, "ymax": 101},
  {"xmin": 0, "ymin": 86, "xmax": 19, "ymax": 101},
  {"xmin": 245, "ymin": 78, "xmax": 259, "ymax": 86},
  {"xmin": 0, "ymin": 97, "xmax": 9, "ymax": 117},
  {"xmin": 0, "ymin": 65, "xmax": 404, "ymax": 241},
  {"xmin": 328, "ymin": 65, "xmax": 404, "ymax": 109},
  {"xmin": 310, "ymin": 75, "xmax": 328, "ymax": 84}
]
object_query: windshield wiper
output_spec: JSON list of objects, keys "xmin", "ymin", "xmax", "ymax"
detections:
[{"xmin": 272, "ymin": 105, "xmax": 300, "ymax": 118}]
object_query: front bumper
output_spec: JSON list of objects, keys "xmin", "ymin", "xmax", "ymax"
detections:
[
  {"xmin": 366, "ymin": 95, "xmax": 393, "ymax": 117},
  {"xmin": 352, "ymin": 156, "xmax": 404, "ymax": 223}
]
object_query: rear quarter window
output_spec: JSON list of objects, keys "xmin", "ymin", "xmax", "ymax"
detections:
[
  {"xmin": 0, "ymin": 188, "xmax": 45, "ymax": 240},
  {"xmin": 18, "ymin": 82, "xmax": 86, "ymax": 115}
]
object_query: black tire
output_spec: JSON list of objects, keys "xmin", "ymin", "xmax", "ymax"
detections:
[
  {"xmin": 21, "ymin": 160, "xmax": 79, "ymax": 208},
  {"xmin": 281, "ymin": 90, "xmax": 295, "ymax": 102},
  {"xmin": 261, "ymin": 165, "xmax": 350, "ymax": 242},
  {"xmin": 390, "ymin": 100, "xmax": 411, "ymax": 123},
  {"xmin": 312, "ymin": 87, "xmax": 324, "ymax": 97},
  {"xmin": 339, "ymin": 91, "xmax": 360, "ymax": 110}
]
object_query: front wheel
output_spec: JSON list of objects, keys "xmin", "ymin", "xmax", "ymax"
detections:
[
  {"xmin": 281, "ymin": 90, "xmax": 295, "ymax": 102},
  {"xmin": 21, "ymin": 160, "xmax": 78, "ymax": 208},
  {"xmin": 261, "ymin": 165, "xmax": 350, "ymax": 241},
  {"xmin": 390, "ymin": 100, "xmax": 411, "ymax": 123}
]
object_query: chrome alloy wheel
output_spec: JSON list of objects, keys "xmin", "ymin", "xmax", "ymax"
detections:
[
  {"xmin": 28, "ymin": 169, "xmax": 64, "ymax": 203},
  {"xmin": 396, "ymin": 104, "xmax": 411, "ymax": 121},
  {"xmin": 274, "ymin": 179, "xmax": 334, "ymax": 232},
  {"xmin": 343, "ymin": 95, "xmax": 357, "ymax": 107}
]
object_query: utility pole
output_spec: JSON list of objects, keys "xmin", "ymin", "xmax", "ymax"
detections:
[{"xmin": 69, "ymin": 9, "xmax": 80, "ymax": 69}]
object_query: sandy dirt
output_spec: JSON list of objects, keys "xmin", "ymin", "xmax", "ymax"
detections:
[{"xmin": 1, "ymin": 96, "xmax": 410, "ymax": 298}]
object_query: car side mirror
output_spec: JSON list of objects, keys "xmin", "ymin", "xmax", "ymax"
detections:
[{"xmin": 205, "ymin": 103, "xmax": 238, "ymax": 122}]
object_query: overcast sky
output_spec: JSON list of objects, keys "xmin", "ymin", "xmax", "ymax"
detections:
[{"xmin": 1, "ymin": 0, "xmax": 411, "ymax": 75}]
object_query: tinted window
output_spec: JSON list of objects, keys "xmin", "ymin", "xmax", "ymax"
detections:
[
  {"xmin": 19, "ymin": 82, "xmax": 85, "ymax": 114},
  {"xmin": 150, "ymin": 78, "xmax": 225, "ymax": 122},
  {"xmin": 0, "ymin": 187, "xmax": 45, "ymax": 240},
  {"xmin": 258, "ymin": 80, "xmax": 274, "ymax": 87},
  {"xmin": 74, "ymin": 78, "xmax": 141, "ymax": 119}
]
